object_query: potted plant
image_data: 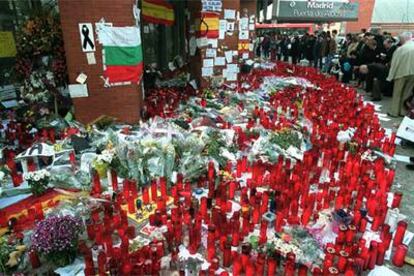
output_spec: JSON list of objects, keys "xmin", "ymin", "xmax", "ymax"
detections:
[{"xmin": 31, "ymin": 215, "xmax": 82, "ymax": 267}]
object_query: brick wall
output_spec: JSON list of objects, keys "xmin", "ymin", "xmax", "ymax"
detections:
[
  {"xmin": 346, "ymin": 0, "xmax": 376, "ymax": 33},
  {"xmin": 59, "ymin": 0, "xmax": 142, "ymax": 124}
]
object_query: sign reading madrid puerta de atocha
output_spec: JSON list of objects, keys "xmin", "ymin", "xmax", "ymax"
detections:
[{"xmin": 277, "ymin": 0, "xmax": 359, "ymax": 22}]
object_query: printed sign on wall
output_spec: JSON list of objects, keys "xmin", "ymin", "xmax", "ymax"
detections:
[{"xmin": 79, "ymin": 23, "xmax": 95, "ymax": 52}]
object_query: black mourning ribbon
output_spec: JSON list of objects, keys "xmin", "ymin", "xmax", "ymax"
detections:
[{"xmin": 82, "ymin": 25, "xmax": 94, "ymax": 50}]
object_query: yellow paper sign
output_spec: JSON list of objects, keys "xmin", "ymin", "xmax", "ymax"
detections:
[{"xmin": 0, "ymin": 31, "xmax": 17, "ymax": 58}]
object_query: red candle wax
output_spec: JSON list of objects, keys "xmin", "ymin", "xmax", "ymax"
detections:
[
  {"xmin": 142, "ymin": 187, "xmax": 149, "ymax": 204},
  {"xmin": 392, "ymin": 244, "xmax": 408, "ymax": 267},
  {"xmin": 393, "ymin": 221, "xmax": 408, "ymax": 247}
]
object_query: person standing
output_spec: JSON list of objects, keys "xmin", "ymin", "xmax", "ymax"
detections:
[
  {"xmin": 313, "ymin": 35, "xmax": 323, "ymax": 69},
  {"xmin": 387, "ymin": 32, "xmax": 414, "ymax": 117},
  {"xmin": 290, "ymin": 35, "xmax": 300, "ymax": 64},
  {"xmin": 261, "ymin": 34, "xmax": 271, "ymax": 59}
]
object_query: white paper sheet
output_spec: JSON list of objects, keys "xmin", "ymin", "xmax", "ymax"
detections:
[
  {"xmin": 249, "ymin": 24, "xmax": 255, "ymax": 31},
  {"xmin": 226, "ymin": 72, "xmax": 237, "ymax": 81},
  {"xmin": 393, "ymin": 154, "xmax": 411, "ymax": 163},
  {"xmin": 76, "ymin": 73, "xmax": 88, "ymax": 84},
  {"xmin": 68, "ymin": 84, "xmax": 88, "ymax": 98},
  {"xmin": 242, "ymin": 53, "xmax": 249, "ymax": 59},
  {"xmin": 196, "ymin": 37, "xmax": 209, "ymax": 48},
  {"xmin": 86, "ymin": 52, "xmax": 96, "ymax": 65},
  {"xmin": 239, "ymin": 30, "xmax": 249, "ymax": 40},
  {"xmin": 226, "ymin": 22, "xmax": 235, "ymax": 32},
  {"xmin": 224, "ymin": 9, "xmax": 236, "ymax": 19},
  {"xmin": 215, "ymin": 57, "xmax": 226, "ymax": 66},
  {"xmin": 219, "ymin": 20, "xmax": 227, "ymax": 31},
  {"xmin": 206, "ymin": 48, "xmax": 217, "ymax": 58},
  {"xmin": 208, "ymin": 39, "xmax": 218, "ymax": 48},
  {"xmin": 219, "ymin": 30, "xmax": 225, "ymax": 39},
  {"xmin": 203, "ymin": 58, "xmax": 214, "ymax": 67},
  {"xmin": 202, "ymin": 67, "xmax": 213, "ymax": 77},
  {"xmin": 225, "ymin": 51, "xmax": 233, "ymax": 63},
  {"xmin": 227, "ymin": 64, "xmax": 239, "ymax": 73},
  {"xmin": 239, "ymin": 17, "xmax": 248, "ymax": 30},
  {"xmin": 397, "ymin": 116, "xmax": 414, "ymax": 142}
]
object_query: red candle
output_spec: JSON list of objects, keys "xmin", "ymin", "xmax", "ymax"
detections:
[
  {"xmin": 151, "ymin": 182, "xmax": 157, "ymax": 202},
  {"xmin": 268, "ymin": 257, "xmax": 277, "ymax": 275},
  {"xmin": 393, "ymin": 221, "xmax": 407, "ymax": 247},
  {"xmin": 376, "ymin": 242, "xmax": 386, "ymax": 265},
  {"xmin": 142, "ymin": 187, "xmax": 150, "ymax": 204},
  {"xmin": 337, "ymin": 251, "xmax": 348, "ymax": 272},
  {"xmin": 368, "ymin": 241, "xmax": 378, "ymax": 270},
  {"xmin": 392, "ymin": 244, "xmax": 408, "ymax": 267},
  {"xmin": 391, "ymin": 192, "xmax": 402, "ymax": 209},
  {"xmin": 160, "ymin": 177, "xmax": 167, "ymax": 199},
  {"xmin": 29, "ymin": 250, "xmax": 41, "ymax": 269}
]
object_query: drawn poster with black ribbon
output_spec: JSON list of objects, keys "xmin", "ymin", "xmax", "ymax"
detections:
[{"xmin": 78, "ymin": 23, "xmax": 95, "ymax": 52}]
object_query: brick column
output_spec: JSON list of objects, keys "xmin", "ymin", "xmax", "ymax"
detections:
[
  {"xmin": 188, "ymin": 0, "xmax": 257, "ymax": 88},
  {"xmin": 59, "ymin": 0, "xmax": 142, "ymax": 124},
  {"xmin": 346, "ymin": 0, "xmax": 375, "ymax": 33}
]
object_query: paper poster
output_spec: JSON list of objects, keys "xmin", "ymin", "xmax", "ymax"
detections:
[
  {"xmin": 239, "ymin": 30, "xmax": 249, "ymax": 40},
  {"xmin": 215, "ymin": 57, "xmax": 226, "ymax": 66},
  {"xmin": 202, "ymin": 0, "xmax": 222, "ymax": 12},
  {"xmin": 224, "ymin": 9, "xmax": 236, "ymax": 19},
  {"xmin": 219, "ymin": 30, "xmax": 225, "ymax": 40},
  {"xmin": 203, "ymin": 58, "xmax": 214, "ymax": 67},
  {"xmin": 226, "ymin": 72, "xmax": 237, "ymax": 81},
  {"xmin": 219, "ymin": 20, "xmax": 227, "ymax": 31},
  {"xmin": 78, "ymin": 23, "xmax": 95, "ymax": 52},
  {"xmin": 86, "ymin": 52, "xmax": 96, "ymax": 65},
  {"xmin": 189, "ymin": 36, "xmax": 197, "ymax": 56},
  {"xmin": 208, "ymin": 39, "xmax": 218, "ymax": 48},
  {"xmin": 76, "ymin": 73, "xmax": 88, "ymax": 84},
  {"xmin": 0, "ymin": 31, "xmax": 17, "ymax": 58},
  {"xmin": 206, "ymin": 48, "xmax": 217, "ymax": 58},
  {"xmin": 226, "ymin": 22, "xmax": 235, "ymax": 32},
  {"xmin": 68, "ymin": 84, "xmax": 89, "ymax": 98},
  {"xmin": 202, "ymin": 67, "xmax": 214, "ymax": 77},
  {"xmin": 249, "ymin": 15, "xmax": 255, "ymax": 23},
  {"xmin": 225, "ymin": 51, "xmax": 233, "ymax": 63},
  {"xmin": 196, "ymin": 37, "xmax": 209, "ymax": 48},
  {"xmin": 227, "ymin": 64, "xmax": 239, "ymax": 73},
  {"xmin": 239, "ymin": 17, "xmax": 249, "ymax": 30}
]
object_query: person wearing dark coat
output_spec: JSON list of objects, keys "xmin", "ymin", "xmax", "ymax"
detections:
[
  {"xmin": 313, "ymin": 35, "xmax": 323, "ymax": 69},
  {"xmin": 290, "ymin": 36, "xmax": 300, "ymax": 64}
]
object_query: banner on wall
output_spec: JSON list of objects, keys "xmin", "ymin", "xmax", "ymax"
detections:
[
  {"xmin": 97, "ymin": 26, "xmax": 143, "ymax": 85},
  {"xmin": 142, "ymin": 0, "xmax": 175, "ymax": 26},
  {"xmin": 198, "ymin": 12, "xmax": 219, "ymax": 38}
]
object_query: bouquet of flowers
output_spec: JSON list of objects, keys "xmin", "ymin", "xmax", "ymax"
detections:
[
  {"xmin": 20, "ymin": 70, "xmax": 56, "ymax": 104},
  {"xmin": 92, "ymin": 148, "xmax": 115, "ymax": 178},
  {"xmin": 31, "ymin": 215, "xmax": 82, "ymax": 267},
  {"xmin": 23, "ymin": 169, "xmax": 51, "ymax": 196}
]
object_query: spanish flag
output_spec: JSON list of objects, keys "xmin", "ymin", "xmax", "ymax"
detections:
[
  {"xmin": 198, "ymin": 12, "xmax": 219, "ymax": 38},
  {"xmin": 142, "ymin": 0, "xmax": 175, "ymax": 26}
]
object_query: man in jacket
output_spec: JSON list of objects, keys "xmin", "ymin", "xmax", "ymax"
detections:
[{"xmin": 387, "ymin": 32, "xmax": 414, "ymax": 117}]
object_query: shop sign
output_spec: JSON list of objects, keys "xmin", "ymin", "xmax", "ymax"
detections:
[{"xmin": 277, "ymin": 0, "xmax": 359, "ymax": 22}]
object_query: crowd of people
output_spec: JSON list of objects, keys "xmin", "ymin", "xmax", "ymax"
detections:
[{"xmin": 254, "ymin": 29, "xmax": 414, "ymax": 118}]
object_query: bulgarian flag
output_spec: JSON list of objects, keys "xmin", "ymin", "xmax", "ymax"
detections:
[
  {"xmin": 98, "ymin": 26, "xmax": 143, "ymax": 84},
  {"xmin": 142, "ymin": 0, "xmax": 175, "ymax": 26}
]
